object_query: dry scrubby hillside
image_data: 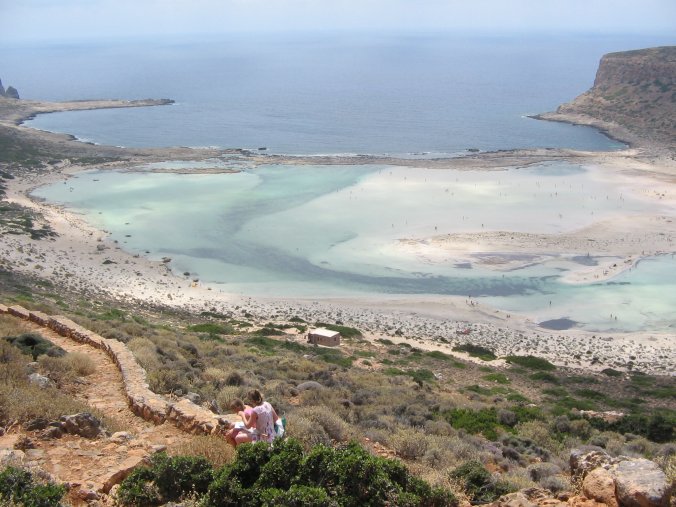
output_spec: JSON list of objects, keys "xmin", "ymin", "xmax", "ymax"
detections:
[
  {"xmin": 552, "ymin": 46, "xmax": 676, "ymax": 150},
  {"xmin": 0, "ymin": 285, "xmax": 674, "ymax": 505}
]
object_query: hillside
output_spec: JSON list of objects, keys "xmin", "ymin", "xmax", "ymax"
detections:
[{"xmin": 538, "ymin": 46, "xmax": 676, "ymax": 152}]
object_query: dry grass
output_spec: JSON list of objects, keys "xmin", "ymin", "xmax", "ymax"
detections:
[
  {"xmin": 64, "ymin": 352, "xmax": 96, "ymax": 376},
  {"xmin": 0, "ymin": 315, "xmax": 30, "ymax": 337},
  {"xmin": 170, "ymin": 434, "xmax": 236, "ymax": 468}
]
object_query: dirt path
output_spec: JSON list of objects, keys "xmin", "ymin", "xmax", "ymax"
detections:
[{"xmin": 0, "ymin": 318, "xmax": 229, "ymax": 503}]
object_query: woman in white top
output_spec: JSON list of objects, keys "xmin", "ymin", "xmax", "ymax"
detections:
[{"xmin": 245, "ymin": 389, "xmax": 279, "ymax": 443}]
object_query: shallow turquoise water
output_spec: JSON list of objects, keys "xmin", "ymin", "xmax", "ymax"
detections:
[{"xmin": 33, "ymin": 162, "xmax": 676, "ymax": 332}]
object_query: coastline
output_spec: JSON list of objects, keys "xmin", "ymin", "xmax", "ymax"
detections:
[{"xmin": 1, "ymin": 98, "xmax": 675, "ymax": 374}]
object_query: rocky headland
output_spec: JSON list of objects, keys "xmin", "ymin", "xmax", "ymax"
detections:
[{"xmin": 535, "ymin": 46, "xmax": 676, "ymax": 154}]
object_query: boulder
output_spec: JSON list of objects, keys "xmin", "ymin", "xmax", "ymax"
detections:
[
  {"xmin": 184, "ymin": 392, "xmax": 201, "ymax": 404},
  {"xmin": 489, "ymin": 492, "xmax": 538, "ymax": 507},
  {"xmin": 611, "ymin": 459, "xmax": 671, "ymax": 507},
  {"xmin": 582, "ymin": 467, "xmax": 618, "ymax": 507},
  {"xmin": 109, "ymin": 431, "xmax": 133, "ymax": 444},
  {"xmin": 24, "ymin": 417, "xmax": 50, "ymax": 431},
  {"xmin": 39, "ymin": 426, "xmax": 64, "ymax": 440},
  {"xmin": 570, "ymin": 448, "xmax": 613, "ymax": 480},
  {"xmin": 27, "ymin": 373, "xmax": 52, "ymax": 388},
  {"xmin": 60, "ymin": 412, "xmax": 104, "ymax": 438},
  {"xmin": 0, "ymin": 449, "xmax": 25, "ymax": 467}
]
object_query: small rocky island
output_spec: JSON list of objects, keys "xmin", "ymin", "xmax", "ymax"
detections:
[
  {"xmin": 0, "ymin": 78, "xmax": 19, "ymax": 99},
  {"xmin": 537, "ymin": 46, "xmax": 675, "ymax": 151}
]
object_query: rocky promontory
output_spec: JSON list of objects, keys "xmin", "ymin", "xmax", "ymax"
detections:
[
  {"xmin": 536, "ymin": 46, "xmax": 676, "ymax": 152},
  {"xmin": 0, "ymin": 78, "xmax": 19, "ymax": 99}
]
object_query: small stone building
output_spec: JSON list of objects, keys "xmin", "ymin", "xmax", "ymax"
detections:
[{"xmin": 307, "ymin": 328, "xmax": 341, "ymax": 347}]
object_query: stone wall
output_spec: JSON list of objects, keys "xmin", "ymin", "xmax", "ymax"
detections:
[{"xmin": 1, "ymin": 304, "xmax": 227, "ymax": 435}]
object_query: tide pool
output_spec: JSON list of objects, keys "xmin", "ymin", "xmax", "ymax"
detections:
[{"xmin": 32, "ymin": 162, "xmax": 676, "ymax": 332}]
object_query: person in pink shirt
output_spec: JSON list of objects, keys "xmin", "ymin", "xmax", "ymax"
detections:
[{"xmin": 246, "ymin": 389, "xmax": 279, "ymax": 443}]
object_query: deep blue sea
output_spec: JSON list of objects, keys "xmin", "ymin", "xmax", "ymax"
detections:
[{"xmin": 4, "ymin": 32, "xmax": 673, "ymax": 154}]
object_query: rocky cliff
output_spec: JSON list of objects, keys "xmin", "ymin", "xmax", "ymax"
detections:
[{"xmin": 538, "ymin": 46, "xmax": 676, "ymax": 151}]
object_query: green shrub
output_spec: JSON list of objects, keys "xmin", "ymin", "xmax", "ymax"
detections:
[
  {"xmin": 600, "ymin": 368, "xmax": 622, "ymax": 377},
  {"xmin": 0, "ymin": 466, "xmax": 66, "ymax": 507},
  {"xmin": 452, "ymin": 343, "xmax": 496, "ymax": 361},
  {"xmin": 4, "ymin": 333, "xmax": 65, "ymax": 360},
  {"xmin": 529, "ymin": 372, "xmax": 559, "ymax": 384},
  {"xmin": 425, "ymin": 350, "xmax": 453, "ymax": 362},
  {"xmin": 443, "ymin": 408, "xmax": 501, "ymax": 440},
  {"xmin": 117, "ymin": 453, "xmax": 213, "ymax": 506},
  {"xmin": 450, "ymin": 460, "xmax": 515, "ymax": 504},
  {"xmin": 258, "ymin": 485, "xmax": 335, "ymax": 506},
  {"xmin": 202, "ymin": 439, "xmax": 456, "ymax": 507},
  {"xmin": 188, "ymin": 323, "xmax": 234, "ymax": 335},
  {"xmin": 574, "ymin": 389, "xmax": 609, "ymax": 401},
  {"xmin": 505, "ymin": 355, "xmax": 555, "ymax": 371},
  {"xmin": 588, "ymin": 411, "xmax": 675, "ymax": 443}
]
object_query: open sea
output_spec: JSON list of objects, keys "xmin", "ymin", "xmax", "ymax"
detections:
[
  {"xmin": 7, "ymin": 32, "xmax": 676, "ymax": 332},
  {"xmin": 7, "ymin": 32, "xmax": 674, "ymax": 154}
]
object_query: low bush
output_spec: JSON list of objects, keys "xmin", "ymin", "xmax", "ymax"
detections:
[
  {"xmin": 0, "ymin": 466, "xmax": 66, "ymax": 507},
  {"xmin": 588, "ymin": 411, "xmax": 675, "ymax": 443},
  {"xmin": 64, "ymin": 352, "xmax": 97, "ymax": 376},
  {"xmin": 505, "ymin": 355, "xmax": 555, "ymax": 371},
  {"xmin": 117, "ymin": 452, "xmax": 214, "ymax": 506},
  {"xmin": 452, "ymin": 343, "xmax": 496, "ymax": 361},
  {"xmin": 450, "ymin": 460, "xmax": 515, "ymax": 503},
  {"xmin": 529, "ymin": 372, "xmax": 559, "ymax": 384},
  {"xmin": 443, "ymin": 407, "xmax": 501, "ymax": 440},
  {"xmin": 4, "ymin": 333, "xmax": 65, "ymax": 360},
  {"xmin": 188, "ymin": 323, "xmax": 235, "ymax": 335}
]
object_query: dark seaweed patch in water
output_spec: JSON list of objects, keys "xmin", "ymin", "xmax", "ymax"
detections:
[
  {"xmin": 539, "ymin": 318, "xmax": 577, "ymax": 330},
  {"xmin": 572, "ymin": 255, "xmax": 598, "ymax": 266}
]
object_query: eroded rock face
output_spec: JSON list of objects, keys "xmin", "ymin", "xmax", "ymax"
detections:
[
  {"xmin": 611, "ymin": 459, "xmax": 671, "ymax": 507},
  {"xmin": 555, "ymin": 46, "xmax": 676, "ymax": 149},
  {"xmin": 0, "ymin": 78, "xmax": 5, "ymax": 96},
  {"xmin": 582, "ymin": 468, "xmax": 618, "ymax": 507}
]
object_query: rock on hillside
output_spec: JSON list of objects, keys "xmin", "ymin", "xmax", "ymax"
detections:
[{"xmin": 539, "ymin": 46, "xmax": 676, "ymax": 151}]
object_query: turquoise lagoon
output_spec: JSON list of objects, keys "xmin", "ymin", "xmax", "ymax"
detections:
[{"xmin": 33, "ymin": 162, "xmax": 676, "ymax": 333}]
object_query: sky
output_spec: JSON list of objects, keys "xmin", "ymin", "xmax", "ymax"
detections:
[{"xmin": 0, "ymin": 0, "xmax": 675, "ymax": 42}]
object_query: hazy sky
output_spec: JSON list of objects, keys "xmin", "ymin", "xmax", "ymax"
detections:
[{"xmin": 1, "ymin": 0, "xmax": 675, "ymax": 42}]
